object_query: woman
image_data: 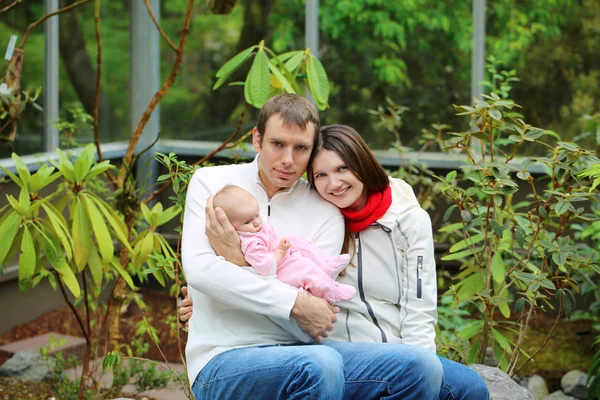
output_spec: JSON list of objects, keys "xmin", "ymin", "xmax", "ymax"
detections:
[{"xmin": 180, "ymin": 124, "xmax": 489, "ymax": 400}]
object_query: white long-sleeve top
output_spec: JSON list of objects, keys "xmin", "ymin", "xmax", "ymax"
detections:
[{"xmin": 181, "ymin": 156, "xmax": 345, "ymax": 386}]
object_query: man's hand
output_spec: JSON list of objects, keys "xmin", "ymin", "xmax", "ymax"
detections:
[
  {"xmin": 179, "ymin": 286, "xmax": 193, "ymax": 327},
  {"xmin": 290, "ymin": 292, "xmax": 339, "ymax": 344},
  {"xmin": 205, "ymin": 195, "xmax": 247, "ymax": 266}
]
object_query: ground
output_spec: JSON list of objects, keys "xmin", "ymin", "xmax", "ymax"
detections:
[
  {"xmin": 0, "ymin": 288, "xmax": 595, "ymax": 398},
  {"xmin": 0, "ymin": 287, "xmax": 186, "ymax": 399}
]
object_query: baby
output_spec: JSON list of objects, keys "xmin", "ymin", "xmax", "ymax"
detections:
[{"xmin": 212, "ymin": 184, "xmax": 356, "ymax": 303}]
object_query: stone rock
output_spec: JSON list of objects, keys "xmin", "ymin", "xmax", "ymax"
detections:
[
  {"xmin": 543, "ymin": 390, "xmax": 577, "ymax": 400},
  {"xmin": 561, "ymin": 369, "xmax": 588, "ymax": 399},
  {"xmin": 0, "ymin": 349, "xmax": 53, "ymax": 381},
  {"xmin": 469, "ymin": 364, "xmax": 534, "ymax": 400},
  {"xmin": 524, "ymin": 374, "xmax": 549, "ymax": 400}
]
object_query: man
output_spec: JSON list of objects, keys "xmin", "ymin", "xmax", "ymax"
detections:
[{"xmin": 182, "ymin": 93, "xmax": 442, "ymax": 399}]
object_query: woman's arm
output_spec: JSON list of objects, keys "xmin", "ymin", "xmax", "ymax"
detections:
[{"xmin": 400, "ymin": 210, "xmax": 438, "ymax": 352}]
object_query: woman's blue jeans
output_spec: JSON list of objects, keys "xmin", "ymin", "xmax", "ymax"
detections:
[
  {"xmin": 438, "ymin": 356, "xmax": 490, "ymax": 400},
  {"xmin": 192, "ymin": 341, "xmax": 443, "ymax": 399}
]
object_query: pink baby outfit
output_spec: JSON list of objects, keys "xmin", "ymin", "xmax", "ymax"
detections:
[{"xmin": 240, "ymin": 224, "xmax": 356, "ymax": 303}]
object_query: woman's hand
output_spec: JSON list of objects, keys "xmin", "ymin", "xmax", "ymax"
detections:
[
  {"xmin": 179, "ymin": 286, "xmax": 193, "ymax": 327},
  {"xmin": 205, "ymin": 195, "xmax": 247, "ymax": 266}
]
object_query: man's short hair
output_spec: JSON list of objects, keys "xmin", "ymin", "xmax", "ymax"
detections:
[{"xmin": 256, "ymin": 94, "xmax": 321, "ymax": 148}]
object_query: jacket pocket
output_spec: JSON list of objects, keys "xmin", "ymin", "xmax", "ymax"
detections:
[{"xmin": 416, "ymin": 255, "xmax": 423, "ymax": 299}]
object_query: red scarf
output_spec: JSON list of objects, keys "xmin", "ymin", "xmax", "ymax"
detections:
[{"xmin": 341, "ymin": 186, "xmax": 392, "ymax": 233}]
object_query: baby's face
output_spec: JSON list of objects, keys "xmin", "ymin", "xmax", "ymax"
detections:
[{"xmin": 229, "ymin": 200, "xmax": 263, "ymax": 233}]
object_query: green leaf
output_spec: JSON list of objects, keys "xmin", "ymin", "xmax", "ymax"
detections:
[
  {"xmin": 0, "ymin": 166, "xmax": 23, "ymax": 187},
  {"xmin": 497, "ymin": 300, "xmax": 511, "ymax": 318},
  {"xmin": 87, "ymin": 244, "xmax": 103, "ymax": 286},
  {"xmin": 446, "ymin": 170, "xmax": 457, "ymax": 182},
  {"xmin": 460, "ymin": 209, "xmax": 472, "ymax": 223},
  {"xmin": 268, "ymin": 61, "xmax": 296, "ymax": 94},
  {"xmin": 18, "ymin": 226, "xmax": 36, "ymax": 292},
  {"xmin": 449, "ymin": 234, "xmax": 484, "ymax": 253},
  {"xmin": 147, "ymin": 256, "xmax": 165, "ymax": 287},
  {"xmin": 157, "ymin": 205, "xmax": 181, "ymax": 227},
  {"xmin": 441, "ymin": 248, "xmax": 476, "ymax": 261},
  {"xmin": 284, "ymin": 52, "xmax": 304, "ymax": 75},
  {"xmin": 457, "ymin": 320, "xmax": 484, "ymax": 340},
  {"xmin": 552, "ymin": 251, "xmax": 567, "ymax": 267},
  {"xmin": 213, "ymin": 46, "xmax": 256, "ymax": 90},
  {"xmin": 306, "ymin": 54, "xmax": 330, "ymax": 109},
  {"xmin": 89, "ymin": 196, "xmax": 133, "ymax": 253},
  {"xmin": 43, "ymin": 238, "xmax": 80, "ymax": 298},
  {"xmin": 54, "ymin": 148, "xmax": 76, "ymax": 182},
  {"xmin": 7, "ymin": 194, "xmax": 27, "ymax": 215},
  {"xmin": 492, "ymin": 328, "xmax": 512, "ymax": 350},
  {"xmin": 110, "ymin": 258, "xmax": 136, "ymax": 290},
  {"xmin": 442, "ymin": 205, "xmax": 456, "ymax": 222},
  {"xmin": 488, "ymin": 109, "xmax": 502, "ymax": 120},
  {"xmin": 74, "ymin": 156, "xmax": 90, "ymax": 182},
  {"xmin": 514, "ymin": 297, "xmax": 526, "ymax": 313},
  {"xmin": 72, "ymin": 198, "xmax": 92, "ymax": 271},
  {"xmin": 456, "ymin": 273, "xmax": 485, "ymax": 301},
  {"xmin": 12, "ymin": 152, "xmax": 31, "ymax": 186},
  {"xmin": 244, "ymin": 48, "xmax": 270, "ymax": 108},
  {"xmin": 41, "ymin": 203, "xmax": 73, "ymax": 262},
  {"xmin": 82, "ymin": 195, "xmax": 114, "ymax": 262},
  {"xmin": 491, "ymin": 253, "xmax": 506, "ymax": 284},
  {"xmin": 85, "ymin": 160, "xmax": 114, "ymax": 180},
  {"xmin": 0, "ymin": 211, "xmax": 21, "ymax": 264},
  {"xmin": 18, "ymin": 187, "xmax": 31, "ymax": 211},
  {"xmin": 555, "ymin": 200, "xmax": 571, "ymax": 216},
  {"xmin": 563, "ymin": 289, "xmax": 576, "ymax": 317}
]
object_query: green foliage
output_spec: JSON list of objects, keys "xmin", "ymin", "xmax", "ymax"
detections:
[
  {"xmin": 213, "ymin": 41, "xmax": 330, "ymax": 110},
  {"xmin": 436, "ymin": 90, "xmax": 600, "ymax": 373}
]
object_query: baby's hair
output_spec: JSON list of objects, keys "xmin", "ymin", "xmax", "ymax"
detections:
[{"xmin": 213, "ymin": 184, "xmax": 247, "ymax": 212}]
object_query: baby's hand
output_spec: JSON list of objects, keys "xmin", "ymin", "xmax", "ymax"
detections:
[{"xmin": 278, "ymin": 238, "xmax": 291, "ymax": 253}]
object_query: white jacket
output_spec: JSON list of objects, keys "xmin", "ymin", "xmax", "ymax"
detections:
[
  {"xmin": 328, "ymin": 177, "xmax": 438, "ymax": 352},
  {"xmin": 181, "ymin": 156, "xmax": 345, "ymax": 386}
]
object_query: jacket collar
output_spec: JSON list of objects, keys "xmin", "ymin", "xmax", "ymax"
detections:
[
  {"xmin": 374, "ymin": 177, "xmax": 420, "ymax": 230},
  {"xmin": 251, "ymin": 154, "xmax": 304, "ymax": 197}
]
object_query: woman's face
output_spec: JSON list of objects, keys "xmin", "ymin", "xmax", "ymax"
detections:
[{"xmin": 311, "ymin": 149, "xmax": 368, "ymax": 211}]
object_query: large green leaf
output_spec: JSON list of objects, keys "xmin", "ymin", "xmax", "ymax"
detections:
[
  {"xmin": 41, "ymin": 203, "xmax": 73, "ymax": 261},
  {"xmin": 43, "ymin": 238, "xmax": 80, "ymax": 298},
  {"xmin": 110, "ymin": 258, "xmax": 136, "ymax": 290},
  {"xmin": 89, "ymin": 195, "xmax": 133, "ymax": 253},
  {"xmin": 268, "ymin": 61, "xmax": 296, "ymax": 94},
  {"xmin": 54, "ymin": 148, "xmax": 76, "ymax": 182},
  {"xmin": 157, "ymin": 205, "xmax": 181, "ymax": 227},
  {"xmin": 244, "ymin": 48, "xmax": 271, "ymax": 108},
  {"xmin": 306, "ymin": 54, "xmax": 330, "ymax": 109},
  {"xmin": 0, "ymin": 166, "xmax": 23, "ymax": 187},
  {"xmin": 18, "ymin": 225, "xmax": 36, "ymax": 292},
  {"xmin": 72, "ymin": 198, "xmax": 92, "ymax": 270},
  {"xmin": 0, "ymin": 211, "xmax": 21, "ymax": 264},
  {"xmin": 457, "ymin": 320, "xmax": 484, "ymax": 340},
  {"xmin": 86, "ymin": 244, "xmax": 104, "ymax": 286},
  {"xmin": 140, "ymin": 202, "xmax": 152, "ymax": 225},
  {"xmin": 284, "ymin": 52, "xmax": 304, "ymax": 75},
  {"xmin": 449, "ymin": 234, "xmax": 484, "ymax": 253},
  {"xmin": 7, "ymin": 194, "xmax": 27, "ymax": 215},
  {"xmin": 491, "ymin": 252, "xmax": 506, "ymax": 284},
  {"xmin": 147, "ymin": 256, "xmax": 165, "ymax": 287},
  {"xmin": 456, "ymin": 272, "xmax": 485, "ymax": 301},
  {"xmin": 12, "ymin": 153, "xmax": 31, "ymax": 187},
  {"xmin": 213, "ymin": 45, "xmax": 256, "ymax": 90},
  {"xmin": 85, "ymin": 160, "xmax": 114, "ymax": 181},
  {"xmin": 82, "ymin": 194, "xmax": 114, "ymax": 262}
]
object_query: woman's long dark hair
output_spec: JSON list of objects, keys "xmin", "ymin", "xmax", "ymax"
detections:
[{"xmin": 307, "ymin": 124, "xmax": 390, "ymax": 256}]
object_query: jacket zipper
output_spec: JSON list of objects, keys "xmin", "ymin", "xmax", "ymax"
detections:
[
  {"xmin": 417, "ymin": 255, "xmax": 423, "ymax": 299},
  {"xmin": 356, "ymin": 232, "xmax": 387, "ymax": 342}
]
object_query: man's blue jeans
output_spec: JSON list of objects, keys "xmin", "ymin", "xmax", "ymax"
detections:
[{"xmin": 192, "ymin": 341, "xmax": 443, "ymax": 399}]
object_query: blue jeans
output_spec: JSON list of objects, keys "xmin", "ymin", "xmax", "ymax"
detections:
[
  {"xmin": 192, "ymin": 341, "xmax": 443, "ymax": 399},
  {"xmin": 438, "ymin": 356, "xmax": 489, "ymax": 400}
]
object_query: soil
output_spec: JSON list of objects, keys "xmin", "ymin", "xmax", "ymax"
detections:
[{"xmin": 0, "ymin": 287, "xmax": 186, "ymax": 399}]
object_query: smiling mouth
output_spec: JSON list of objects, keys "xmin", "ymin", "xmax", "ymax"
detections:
[
  {"xmin": 331, "ymin": 187, "xmax": 350, "ymax": 196},
  {"xmin": 275, "ymin": 170, "xmax": 294, "ymax": 177}
]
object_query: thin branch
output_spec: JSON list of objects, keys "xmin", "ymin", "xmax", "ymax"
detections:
[
  {"xmin": 92, "ymin": 0, "xmax": 102, "ymax": 161},
  {"xmin": 144, "ymin": 0, "xmax": 177, "ymax": 52},
  {"xmin": 0, "ymin": 0, "xmax": 21, "ymax": 15},
  {"xmin": 82, "ymin": 269, "xmax": 92, "ymax": 337},
  {"xmin": 120, "ymin": 0, "xmax": 195, "ymax": 185},
  {"xmin": 18, "ymin": 0, "xmax": 92, "ymax": 49},
  {"xmin": 52, "ymin": 269, "xmax": 90, "ymax": 342}
]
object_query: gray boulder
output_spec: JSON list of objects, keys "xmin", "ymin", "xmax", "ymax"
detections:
[
  {"xmin": 521, "ymin": 374, "xmax": 549, "ymax": 400},
  {"xmin": 560, "ymin": 370, "xmax": 588, "ymax": 399},
  {"xmin": 0, "ymin": 349, "xmax": 54, "ymax": 381},
  {"xmin": 543, "ymin": 390, "xmax": 577, "ymax": 400},
  {"xmin": 470, "ymin": 364, "xmax": 534, "ymax": 400}
]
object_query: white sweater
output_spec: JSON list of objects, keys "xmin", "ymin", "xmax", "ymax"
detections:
[{"xmin": 181, "ymin": 156, "xmax": 345, "ymax": 386}]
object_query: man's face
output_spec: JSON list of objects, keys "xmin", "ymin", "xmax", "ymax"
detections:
[{"xmin": 253, "ymin": 114, "xmax": 314, "ymax": 198}]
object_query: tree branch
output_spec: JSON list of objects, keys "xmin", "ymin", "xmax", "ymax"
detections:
[
  {"xmin": 120, "ymin": 0, "xmax": 195, "ymax": 185},
  {"xmin": 0, "ymin": 0, "xmax": 21, "ymax": 15},
  {"xmin": 52, "ymin": 269, "xmax": 90, "ymax": 343},
  {"xmin": 18, "ymin": 0, "xmax": 92, "ymax": 50},
  {"xmin": 144, "ymin": 0, "xmax": 177, "ymax": 52}
]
